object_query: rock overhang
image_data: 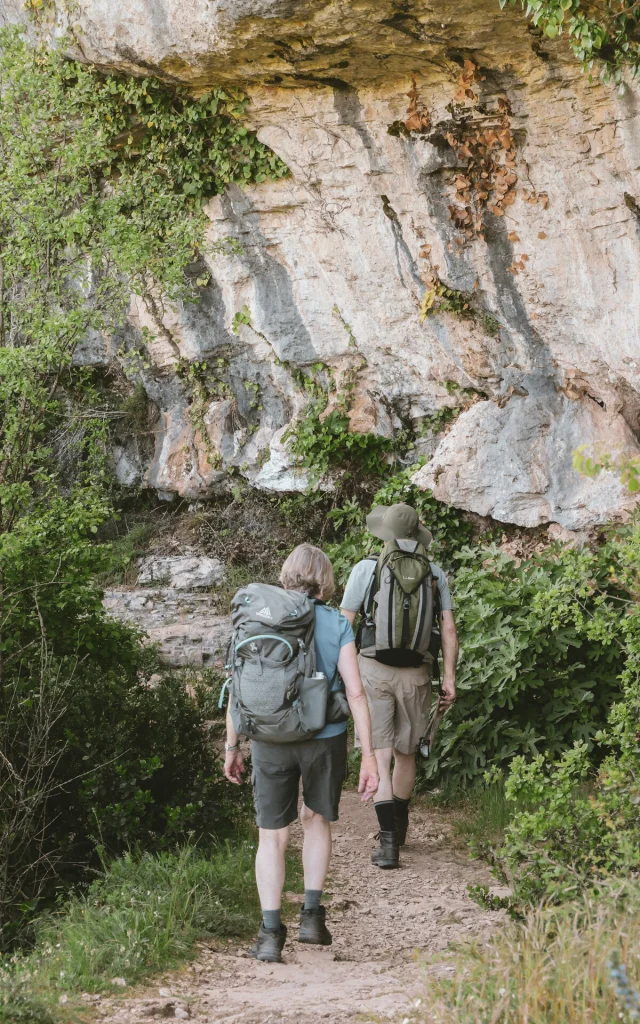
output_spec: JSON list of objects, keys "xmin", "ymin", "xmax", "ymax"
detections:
[{"xmin": 5, "ymin": 0, "xmax": 640, "ymax": 528}]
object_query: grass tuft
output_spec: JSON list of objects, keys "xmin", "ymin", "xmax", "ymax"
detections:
[
  {"xmin": 0, "ymin": 841, "xmax": 300, "ymax": 1023},
  {"xmin": 448, "ymin": 782, "xmax": 516, "ymax": 856},
  {"xmin": 416, "ymin": 886, "xmax": 640, "ymax": 1023}
]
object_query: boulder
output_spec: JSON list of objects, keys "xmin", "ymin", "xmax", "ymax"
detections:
[
  {"xmin": 413, "ymin": 388, "xmax": 639, "ymax": 529},
  {"xmin": 103, "ymin": 588, "xmax": 231, "ymax": 667},
  {"xmin": 137, "ymin": 555, "xmax": 225, "ymax": 589}
]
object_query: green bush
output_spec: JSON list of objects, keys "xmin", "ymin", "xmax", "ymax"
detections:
[
  {"xmin": 286, "ymin": 404, "xmax": 394, "ymax": 483},
  {"xmin": 419, "ymin": 541, "xmax": 628, "ymax": 791},
  {"xmin": 470, "ymin": 522, "xmax": 640, "ymax": 910},
  {"xmin": 1, "ymin": 649, "xmax": 249, "ymax": 947},
  {"xmin": 487, "ymin": 677, "xmax": 640, "ymax": 911},
  {"xmin": 0, "ymin": 495, "xmax": 249, "ymax": 948}
]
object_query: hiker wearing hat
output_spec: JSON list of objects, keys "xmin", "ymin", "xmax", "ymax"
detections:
[{"xmin": 340, "ymin": 503, "xmax": 458, "ymax": 868}]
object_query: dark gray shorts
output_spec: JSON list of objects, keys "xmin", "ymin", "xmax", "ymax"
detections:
[{"xmin": 251, "ymin": 732, "xmax": 348, "ymax": 830}]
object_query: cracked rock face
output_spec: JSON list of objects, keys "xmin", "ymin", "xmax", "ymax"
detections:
[{"xmin": 6, "ymin": 0, "xmax": 640, "ymax": 528}]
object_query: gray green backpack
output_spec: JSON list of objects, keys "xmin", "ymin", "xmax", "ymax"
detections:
[
  {"xmin": 358, "ymin": 539, "xmax": 434, "ymax": 668},
  {"xmin": 221, "ymin": 583, "xmax": 347, "ymax": 743}
]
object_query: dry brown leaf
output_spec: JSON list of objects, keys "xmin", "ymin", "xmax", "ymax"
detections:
[
  {"xmin": 508, "ymin": 231, "xmax": 520, "ymax": 242},
  {"xmin": 538, "ymin": 231, "xmax": 547, "ymax": 239},
  {"xmin": 405, "ymin": 113, "xmax": 423, "ymax": 131}
]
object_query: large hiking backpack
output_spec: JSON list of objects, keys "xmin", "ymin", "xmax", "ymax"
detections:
[
  {"xmin": 358, "ymin": 539, "xmax": 435, "ymax": 669},
  {"xmin": 222, "ymin": 583, "xmax": 346, "ymax": 743}
]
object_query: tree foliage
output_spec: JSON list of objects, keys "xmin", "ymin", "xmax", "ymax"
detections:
[{"xmin": 0, "ymin": 29, "xmax": 284, "ymax": 946}]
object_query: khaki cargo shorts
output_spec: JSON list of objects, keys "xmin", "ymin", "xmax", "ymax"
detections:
[{"xmin": 357, "ymin": 654, "xmax": 432, "ymax": 755}]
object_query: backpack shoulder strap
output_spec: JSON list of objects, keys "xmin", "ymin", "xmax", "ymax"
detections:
[{"xmin": 363, "ymin": 554, "xmax": 380, "ymax": 618}]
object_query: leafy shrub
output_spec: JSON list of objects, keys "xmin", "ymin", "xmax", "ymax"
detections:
[
  {"xmin": 420, "ymin": 540, "xmax": 629, "ymax": 791},
  {"xmin": 1, "ymin": 651, "xmax": 249, "ymax": 947},
  {"xmin": 417, "ymin": 885, "xmax": 640, "ymax": 1024},
  {"xmin": 54, "ymin": 670, "xmax": 248, "ymax": 872},
  {"xmin": 286, "ymin": 404, "xmax": 394, "ymax": 483},
  {"xmin": 471, "ymin": 522, "xmax": 640, "ymax": 910},
  {"xmin": 498, "ymin": 0, "xmax": 640, "ymax": 86},
  {"xmin": 491, "ymin": 739, "xmax": 640, "ymax": 909},
  {"xmin": 0, "ymin": 496, "xmax": 249, "ymax": 948}
]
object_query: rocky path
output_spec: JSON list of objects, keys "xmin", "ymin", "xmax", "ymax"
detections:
[{"xmin": 100, "ymin": 792, "xmax": 502, "ymax": 1024}]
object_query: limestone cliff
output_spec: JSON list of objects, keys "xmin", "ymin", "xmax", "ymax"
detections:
[{"xmin": 4, "ymin": 0, "xmax": 640, "ymax": 529}]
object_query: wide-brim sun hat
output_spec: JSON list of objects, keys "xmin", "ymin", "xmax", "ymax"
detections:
[{"xmin": 366, "ymin": 502, "xmax": 433, "ymax": 548}]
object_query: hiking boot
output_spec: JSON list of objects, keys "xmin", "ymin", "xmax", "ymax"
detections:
[
  {"xmin": 371, "ymin": 830, "xmax": 399, "ymax": 869},
  {"xmin": 250, "ymin": 922, "xmax": 287, "ymax": 963},
  {"xmin": 396, "ymin": 818, "xmax": 408, "ymax": 847},
  {"xmin": 298, "ymin": 905, "xmax": 332, "ymax": 946}
]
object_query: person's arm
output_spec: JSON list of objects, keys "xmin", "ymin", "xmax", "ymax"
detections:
[
  {"xmin": 337, "ymin": 640, "xmax": 379, "ymax": 801},
  {"xmin": 439, "ymin": 609, "xmax": 458, "ymax": 709},
  {"xmin": 339, "ymin": 559, "xmax": 373, "ymax": 629},
  {"xmin": 223, "ymin": 701, "xmax": 245, "ymax": 784}
]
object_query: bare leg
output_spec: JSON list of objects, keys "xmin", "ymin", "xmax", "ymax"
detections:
[
  {"xmin": 255, "ymin": 825, "xmax": 289, "ymax": 911},
  {"xmin": 392, "ymin": 749, "xmax": 416, "ymax": 801},
  {"xmin": 373, "ymin": 746, "xmax": 394, "ymax": 802},
  {"xmin": 300, "ymin": 803, "xmax": 332, "ymax": 890}
]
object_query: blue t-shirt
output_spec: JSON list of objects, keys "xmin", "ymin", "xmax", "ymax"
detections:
[{"xmin": 313, "ymin": 602, "xmax": 354, "ymax": 739}]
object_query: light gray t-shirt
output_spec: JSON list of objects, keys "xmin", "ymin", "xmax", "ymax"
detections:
[{"xmin": 340, "ymin": 557, "xmax": 453, "ymax": 614}]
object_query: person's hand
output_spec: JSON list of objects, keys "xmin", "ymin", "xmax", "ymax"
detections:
[
  {"xmin": 439, "ymin": 677, "xmax": 456, "ymax": 710},
  {"xmin": 358, "ymin": 753, "xmax": 379, "ymax": 802},
  {"xmin": 224, "ymin": 748, "xmax": 245, "ymax": 784}
]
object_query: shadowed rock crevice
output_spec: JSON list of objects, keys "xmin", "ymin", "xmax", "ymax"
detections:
[
  {"xmin": 332, "ymin": 81, "xmax": 384, "ymax": 173},
  {"xmin": 380, "ymin": 194, "xmax": 424, "ymax": 290},
  {"xmin": 220, "ymin": 187, "xmax": 318, "ymax": 366}
]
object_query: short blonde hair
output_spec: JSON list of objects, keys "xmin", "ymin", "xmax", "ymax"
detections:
[{"xmin": 279, "ymin": 544, "xmax": 335, "ymax": 601}]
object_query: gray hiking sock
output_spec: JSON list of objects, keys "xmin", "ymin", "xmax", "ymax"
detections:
[
  {"xmin": 374, "ymin": 800, "xmax": 395, "ymax": 833},
  {"xmin": 262, "ymin": 909, "xmax": 282, "ymax": 932},
  {"xmin": 304, "ymin": 889, "xmax": 322, "ymax": 911}
]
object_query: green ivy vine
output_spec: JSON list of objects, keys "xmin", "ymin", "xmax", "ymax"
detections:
[
  {"xmin": 0, "ymin": 25, "xmax": 288, "ymax": 543},
  {"xmin": 499, "ymin": 0, "xmax": 640, "ymax": 86}
]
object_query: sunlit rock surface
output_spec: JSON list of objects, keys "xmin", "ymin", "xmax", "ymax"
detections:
[{"xmin": 4, "ymin": 0, "xmax": 640, "ymax": 527}]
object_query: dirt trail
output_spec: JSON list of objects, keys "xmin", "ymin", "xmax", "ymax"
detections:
[{"xmin": 101, "ymin": 792, "xmax": 503, "ymax": 1024}]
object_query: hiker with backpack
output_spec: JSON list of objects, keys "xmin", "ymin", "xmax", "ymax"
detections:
[
  {"xmin": 223, "ymin": 543, "xmax": 379, "ymax": 963},
  {"xmin": 340, "ymin": 503, "xmax": 459, "ymax": 869}
]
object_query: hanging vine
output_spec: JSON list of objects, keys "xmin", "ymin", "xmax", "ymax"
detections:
[{"xmin": 499, "ymin": 0, "xmax": 640, "ymax": 87}]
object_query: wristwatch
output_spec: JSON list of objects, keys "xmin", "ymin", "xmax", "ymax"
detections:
[{"xmin": 224, "ymin": 742, "xmax": 239, "ymax": 753}]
